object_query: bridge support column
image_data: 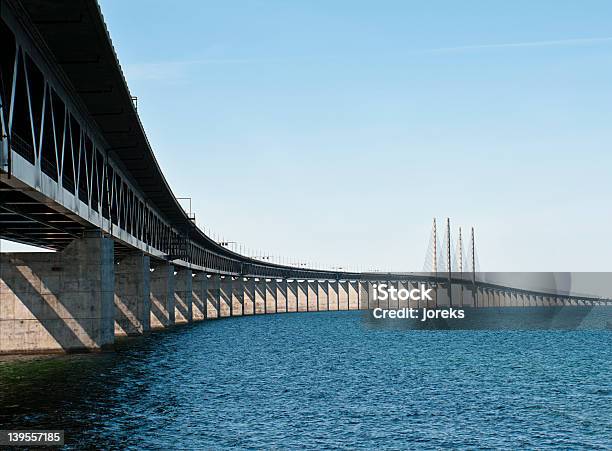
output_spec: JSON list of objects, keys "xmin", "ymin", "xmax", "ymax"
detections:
[
  {"xmin": 207, "ymin": 274, "xmax": 221, "ymax": 318},
  {"xmin": 397, "ymin": 281, "xmax": 408, "ymax": 309},
  {"xmin": 407, "ymin": 282, "xmax": 419, "ymax": 309},
  {"xmin": 388, "ymin": 281, "xmax": 399, "ymax": 309},
  {"xmin": 496, "ymin": 290, "xmax": 503, "ymax": 307},
  {"xmin": 317, "ymin": 281, "xmax": 329, "ymax": 311},
  {"xmin": 478, "ymin": 288, "xmax": 486, "ymax": 307},
  {"xmin": 338, "ymin": 281, "xmax": 349, "ymax": 310},
  {"xmin": 428, "ymin": 283, "xmax": 438, "ymax": 308},
  {"xmin": 232, "ymin": 277, "xmax": 243, "ymax": 316},
  {"xmin": 328, "ymin": 281, "xmax": 339, "ymax": 311},
  {"xmin": 451, "ymin": 282, "xmax": 462, "ymax": 307},
  {"xmin": 255, "ymin": 279, "xmax": 266, "ymax": 314},
  {"xmin": 297, "ymin": 280, "xmax": 308, "ymax": 312},
  {"xmin": 535, "ymin": 295, "xmax": 543, "ymax": 306},
  {"xmin": 220, "ymin": 276, "xmax": 232, "ymax": 317},
  {"xmin": 0, "ymin": 232, "xmax": 114, "ymax": 354},
  {"xmin": 436, "ymin": 283, "xmax": 451, "ymax": 307},
  {"xmin": 114, "ymin": 252, "xmax": 150, "ymax": 336},
  {"xmin": 307, "ymin": 280, "xmax": 318, "ymax": 311},
  {"xmin": 473, "ymin": 287, "xmax": 485, "ymax": 307},
  {"xmin": 485, "ymin": 289, "xmax": 492, "ymax": 307},
  {"xmin": 348, "ymin": 281, "xmax": 359, "ymax": 309},
  {"xmin": 192, "ymin": 272, "xmax": 207, "ymax": 320},
  {"xmin": 174, "ymin": 269, "xmax": 193, "ymax": 324},
  {"xmin": 266, "ymin": 279, "xmax": 277, "ymax": 313},
  {"xmin": 243, "ymin": 278, "xmax": 255, "ymax": 315},
  {"xmin": 287, "ymin": 280, "xmax": 298, "ymax": 312},
  {"xmin": 466, "ymin": 285, "xmax": 477, "ymax": 307},
  {"xmin": 277, "ymin": 279, "xmax": 288, "ymax": 313},
  {"xmin": 150, "ymin": 262, "xmax": 175, "ymax": 329},
  {"xmin": 358, "ymin": 281, "xmax": 369, "ymax": 309}
]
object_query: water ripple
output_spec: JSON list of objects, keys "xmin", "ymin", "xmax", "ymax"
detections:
[{"xmin": 0, "ymin": 311, "xmax": 610, "ymax": 450}]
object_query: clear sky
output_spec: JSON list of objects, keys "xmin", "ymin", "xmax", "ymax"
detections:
[{"xmin": 4, "ymin": 0, "xmax": 612, "ymax": 271}]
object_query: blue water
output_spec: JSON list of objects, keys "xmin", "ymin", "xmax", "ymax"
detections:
[{"xmin": 1, "ymin": 311, "xmax": 611, "ymax": 449}]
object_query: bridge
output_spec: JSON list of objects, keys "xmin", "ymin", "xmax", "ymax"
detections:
[{"xmin": 0, "ymin": 0, "xmax": 609, "ymax": 354}]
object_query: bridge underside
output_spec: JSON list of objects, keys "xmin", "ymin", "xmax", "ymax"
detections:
[
  {"xmin": 0, "ymin": 180, "xmax": 82, "ymax": 250},
  {"xmin": 0, "ymin": 179, "xmax": 148, "ymax": 264}
]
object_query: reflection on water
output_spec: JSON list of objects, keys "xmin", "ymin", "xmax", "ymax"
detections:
[{"xmin": 1, "ymin": 311, "xmax": 611, "ymax": 449}]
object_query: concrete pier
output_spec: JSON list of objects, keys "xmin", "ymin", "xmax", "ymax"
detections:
[
  {"xmin": 220, "ymin": 277, "xmax": 232, "ymax": 317},
  {"xmin": 174, "ymin": 269, "xmax": 193, "ymax": 324},
  {"xmin": 0, "ymin": 232, "xmax": 114, "ymax": 354},
  {"xmin": 400, "ymin": 281, "xmax": 410, "ymax": 308},
  {"xmin": 349, "ymin": 281, "xmax": 359, "ymax": 310},
  {"xmin": 287, "ymin": 280, "xmax": 298, "ymax": 312},
  {"xmin": 359, "ymin": 281, "xmax": 369, "ymax": 309},
  {"xmin": 114, "ymin": 252, "xmax": 150, "ymax": 336},
  {"xmin": 207, "ymin": 275, "xmax": 221, "ymax": 319},
  {"xmin": 307, "ymin": 281, "xmax": 318, "ymax": 311},
  {"xmin": 232, "ymin": 278, "xmax": 243, "ymax": 316},
  {"xmin": 150, "ymin": 262, "xmax": 175, "ymax": 329},
  {"xmin": 277, "ymin": 279, "xmax": 288, "ymax": 313},
  {"xmin": 297, "ymin": 281, "xmax": 308, "ymax": 312},
  {"xmin": 243, "ymin": 278, "xmax": 255, "ymax": 315},
  {"xmin": 192, "ymin": 272, "xmax": 207, "ymax": 320},
  {"xmin": 338, "ymin": 281, "xmax": 349, "ymax": 310},
  {"xmin": 317, "ymin": 281, "xmax": 329, "ymax": 311},
  {"xmin": 265, "ymin": 279, "xmax": 277, "ymax": 313},
  {"xmin": 255, "ymin": 279, "xmax": 266, "ymax": 314},
  {"xmin": 328, "ymin": 281, "xmax": 339, "ymax": 311}
]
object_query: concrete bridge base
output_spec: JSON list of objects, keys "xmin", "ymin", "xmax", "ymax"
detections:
[
  {"xmin": 3, "ymin": 256, "xmax": 608, "ymax": 354},
  {"xmin": 174, "ymin": 269, "xmax": 193, "ymax": 324},
  {"xmin": 0, "ymin": 232, "xmax": 114, "ymax": 354},
  {"xmin": 114, "ymin": 253, "xmax": 150, "ymax": 336},
  {"xmin": 150, "ymin": 263, "xmax": 175, "ymax": 329}
]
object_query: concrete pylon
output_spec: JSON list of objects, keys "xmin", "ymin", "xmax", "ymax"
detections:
[
  {"xmin": 191, "ymin": 272, "xmax": 207, "ymax": 320},
  {"xmin": 338, "ymin": 281, "xmax": 349, "ymax": 310},
  {"xmin": 232, "ymin": 277, "xmax": 243, "ymax": 316},
  {"xmin": 407, "ymin": 282, "xmax": 419, "ymax": 309},
  {"xmin": 277, "ymin": 279, "xmax": 288, "ymax": 313},
  {"xmin": 0, "ymin": 231, "xmax": 114, "ymax": 354},
  {"xmin": 207, "ymin": 274, "xmax": 221, "ymax": 318},
  {"xmin": 397, "ymin": 281, "xmax": 408, "ymax": 309},
  {"xmin": 307, "ymin": 280, "xmax": 318, "ymax": 311},
  {"xmin": 266, "ymin": 279, "xmax": 277, "ymax": 313},
  {"xmin": 254, "ymin": 278, "xmax": 266, "ymax": 314},
  {"xmin": 328, "ymin": 281, "xmax": 339, "ymax": 311},
  {"xmin": 150, "ymin": 262, "xmax": 175, "ymax": 329},
  {"xmin": 387, "ymin": 281, "xmax": 397, "ymax": 309},
  {"xmin": 297, "ymin": 280, "xmax": 308, "ymax": 312},
  {"xmin": 114, "ymin": 252, "xmax": 150, "ymax": 336},
  {"xmin": 287, "ymin": 280, "xmax": 298, "ymax": 312},
  {"xmin": 348, "ymin": 281, "xmax": 359, "ymax": 310},
  {"xmin": 358, "ymin": 281, "xmax": 369, "ymax": 310},
  {"xmin": 174, "ymin": 268, "xmax": 193, "ymax": 324},
  {"xmin": 220, "ymin": 276, "xmax": 232, "ymax": 317},
  {"xmin": 243, "ymin": 278, "xmax": 255, "ymax": 315},
  {"xmin": 317, "ymin": 280, "xmax": 329, "ymax": 311}
]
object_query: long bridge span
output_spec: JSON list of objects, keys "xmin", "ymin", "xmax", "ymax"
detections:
[{"xmin": 0, "ymin": 0, "xmax": 609, "ymax": 354}]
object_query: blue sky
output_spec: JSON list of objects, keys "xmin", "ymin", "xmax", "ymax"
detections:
[{"xmin": 5, "ymin": 0, "xmax": 612, "ymax": 271}]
